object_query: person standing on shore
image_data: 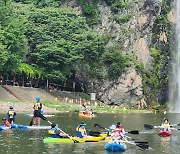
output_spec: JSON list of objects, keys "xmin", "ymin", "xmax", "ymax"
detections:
[
  {"xmin": 7, "ymin": 105, "xmax": 16, "ymax": 124},
  {"xmin": 33, "ymin": 97, "xmax": 42, "ymax": 126}
]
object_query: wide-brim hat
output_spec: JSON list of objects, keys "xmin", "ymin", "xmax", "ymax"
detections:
[
  {"xmin": 79, "ymin": 122, "xmax": 86, "ymax": 126},
  {"xmin": 109, "ymin": 124, "xmax": 116, "ymax": 130}
]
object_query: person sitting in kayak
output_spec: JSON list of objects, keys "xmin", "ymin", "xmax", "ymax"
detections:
[
  {"xmin": 110, "ymin": 128, "xmax": 122, "ymax": 143},
  {"xmin": 116, "ymin": 122, "xmax": 126, "ymax": 136},
  {"xmin": 76, "ymin": 122, "xmax": 87, "ymax": 138},
  {"xmin": 49, "ymin": 123, "xmax": 68, "ymax": 138},
  {"xmin": 88, "ymin": 109, "xmax": 94, "ymax": 116},
  {"xmin": 2, "ymin": 118, "xmax": 10, "ymax": 127},
  {"xmin": 160, "ymin": 118, "xmax": 171, "ymax": 131},
  {"xmin": 82, "ymin": 108, "xmax": 88, "ymax": 115},
  {"xmin": 7, "ymin": 105, "xmax": 16, "ymax": 124}
]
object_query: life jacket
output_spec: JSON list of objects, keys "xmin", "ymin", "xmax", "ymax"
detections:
[
  {"xmin": 34, "ymin": 102, "xmax": 41, "ymax": 111},
  {"xmin": 83, "ymin": 111, "xmax": 88, "ymax": 115},
  {"xmin": 8, "ymin": 110, "xmax": 14, "ymax": 118},
  {"xmin": 3, "ymin": 120, "xmax": 10, "ymax": 127},
  {"xmin": 48, "ymin": 128, "xmax": 60, "ymax": 138},
  {"xmin": 162, "ymin": 122, "xmax": 170, "ymax": 129},
  {"xmin": 76, "ymin": 127, "xmax": 84, "ymax": 138}
]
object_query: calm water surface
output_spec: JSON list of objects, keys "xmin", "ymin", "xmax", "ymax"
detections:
[{"xmin": 0, "ymin": 112, "xmax": 180, "ymax": 154}]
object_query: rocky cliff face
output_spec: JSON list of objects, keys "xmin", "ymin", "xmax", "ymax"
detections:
[{"xmin": 62, "ymin": 0, "xmax": 163, "ymax": 106}]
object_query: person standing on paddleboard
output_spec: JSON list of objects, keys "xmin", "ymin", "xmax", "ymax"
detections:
[
  {"xmin": 7, "ymin": 105, "xmax": 16, "ymax": 124},
  {"xmin": 33, "ymin": 97, "xmax": 42, "ymax": 126}
]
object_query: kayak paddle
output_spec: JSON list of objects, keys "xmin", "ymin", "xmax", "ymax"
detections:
[
  {"xmin": 38, "ymin": 113, "xmax": 79, "ymax": 143},
  {"xmin": 29, "ymin": 117, "xmax": 34, "ymax": 126},
  {"xmin": 94, "ymin": 124, "xmax": 139, "ymax": 134},
  {"xmin": 89, "ymin": 131, "xmax": 101, "ymax": 137},
  {"xmin": 144, "ymin": 124, "xmax": 160, "ymax": 130},
  {"xmin": 121, "ymin": 140, "xmax": 149, "ymax": 150},
  {"xmin": 144, "ymin": 123, "xmax": 180, "ymax": 130}
]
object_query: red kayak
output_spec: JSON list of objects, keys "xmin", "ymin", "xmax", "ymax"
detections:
[{"xmin": 158, "ymin": 131, "xmax": 172, "ymax": 137}]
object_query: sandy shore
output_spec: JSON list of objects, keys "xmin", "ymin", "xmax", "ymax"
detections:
[{"xmin": 0, "ymin": 101, "xmax": 60, "ymax": 114}]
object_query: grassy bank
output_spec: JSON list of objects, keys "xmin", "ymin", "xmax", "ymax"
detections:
[{"xmin": 42, "ymin": 100, "xmax": 150, "ymax": 114}]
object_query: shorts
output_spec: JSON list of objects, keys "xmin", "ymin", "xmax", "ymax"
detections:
[
  {"xmin": 34, "ymin": 110, "xmax": 40, "ymax": 118},
  {"xmin": 8, "ymin": 118, "xmax": 15, "ymax": 124}
]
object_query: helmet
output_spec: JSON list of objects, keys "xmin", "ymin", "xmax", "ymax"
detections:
[
  {"xmin": 10, "ymin": 105, "xmax": 13, "ymax": 109},
  {"xmin": 36, "ymin": 97, "xmax": 40, "ymax": 101}
]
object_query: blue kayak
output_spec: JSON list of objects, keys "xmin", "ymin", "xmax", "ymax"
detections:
[
  {"xmin": 105, "ymin": 143, "xmax": 126, "ymax": 152},
  {"xmin": 0, "ymin": 124, "xmax": 17, "ymax": 131}
]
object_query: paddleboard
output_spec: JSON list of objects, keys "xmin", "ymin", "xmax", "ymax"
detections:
[
  {"xmin": 24, "ymin": 114, "xmax": 55, "ymax": 117},
  {"xmin": 17, "ymin": 124, "xmax": 51, "ymax": 130}
]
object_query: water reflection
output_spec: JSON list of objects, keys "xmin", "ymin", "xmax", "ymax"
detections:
[{"xmin": 0, "ymin": 113, "xmax": 180, "ymax": 154}]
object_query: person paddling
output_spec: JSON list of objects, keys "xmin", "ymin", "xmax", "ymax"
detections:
[
  {"xmin": 49, "ymin": 124, "xmax": 68, "ymax": 138},
  {"xmin": 7, "ymin": 105, "xmax": 16, "ymax": 124},
  {"xmin": 160, "ymin": 118, "xmax": 171, "ymax": 131},
  {"xmin": 2, "ymin": 118, "xmax": 10, "ymax": 127},
  {"xmin": 76, "ymin": 122, "xmax": 87, "ymax": 138},
  {"xmin": 33, "ymin": 97, "xmax": 42, "ymax": 126},
  {"xmin": 116, "ymin": 122, "xmax": 126, "ymax": 136}
]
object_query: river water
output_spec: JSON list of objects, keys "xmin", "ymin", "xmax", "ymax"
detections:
[{"xmin": 0, "ymin": 113, "xmax": 180, "ymax": 154}]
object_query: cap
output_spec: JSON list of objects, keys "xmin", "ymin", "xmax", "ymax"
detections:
[
  {"xmin": 2, "ymin": 118, "xmax": 6, "ymax": 121},
  {"xmin": 10, "ymin": 105, "xmax": 13, "ymax": 109},
  {"xmin": 36, "ymin": 97, "xmax": 40, "ymax": 101}
]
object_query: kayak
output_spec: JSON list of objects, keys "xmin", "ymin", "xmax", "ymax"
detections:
[
  {"xmin": 0, "ymin": 124, "xmax": 18, "ymax": 131},
  {"xmin": 158, "ymin": 131, "xmax": 172, "ymax": 137},
  {"xmin": 17, "ymin": 124, "xmax": 51, "ymax": 130},
  {"xmin": 24, "ymin": 114, "xmax": 55, "ymax": 117},
  {"xmin": 79, "ymin": 113, "xmax": 95, "ymax": 118},
  {"xmin": 43, "ymin": 135, "xmax": 105, "ymax": 143},
  {"xmin": 105, "ymin": 143, "xmax": 126, "ymax": 152},
  {"xmin": 0, "ymin": 126, "xmax": 11, "ymax": 131}
]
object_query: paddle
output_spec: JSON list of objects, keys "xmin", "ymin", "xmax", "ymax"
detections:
[
  {"xmin": 144, "ymin": 124, "xmax": 160, "ymax": 130},
  {"xmin": 121, "ymin": 140, "xmax": 149, "ymax": 150},
  {"xmin": 94, "ymin": 124, "xmax": 139, "ymax": 134},
  {"xmin": 29, "ymin": 117, "xmax": 34, "ymax": 126},
  {"xmin": 144, "ymin": 123, "xmax": 180, "ymax": 130},
  {"xmin": 38, "ymin": 113, "xmax": 79, "ymax": 143},
  {"xmin": 89, "ymin": 131, "xmax": 101, "ymax": 137}
]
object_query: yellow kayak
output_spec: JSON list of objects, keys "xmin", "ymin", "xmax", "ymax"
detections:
[
  {"xmin": 79, "ymin": 113, "xmax": 95, "ymax": 118},
  {"xmin": 43, "ymin": 135, "xmax": 105, "ymax": 143}
]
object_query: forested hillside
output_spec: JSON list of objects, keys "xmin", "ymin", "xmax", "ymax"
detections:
[{"xmin": 0, "ymin": 0, "xmax": 175, "ymax": 107}]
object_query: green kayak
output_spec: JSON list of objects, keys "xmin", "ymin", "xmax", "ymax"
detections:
[
  {"xmin": 43, "ymin": 135, "xmax": 105, "ymax": 143},
  {"xmin": 43, "ymin": 137, "xmax": 74, "ymax": 143}
]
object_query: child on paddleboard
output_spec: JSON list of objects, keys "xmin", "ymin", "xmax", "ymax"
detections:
[{"xmin": 7, "ymin": 105, "xmax": 16, "ymax": 124}]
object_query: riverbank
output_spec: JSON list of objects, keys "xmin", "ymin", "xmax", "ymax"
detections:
[
  {"xmin": 0, "ymin": 101, "xmax": 60, "ymax": 114},
  {"xmin": 0, "ymin": 100, "xmax": 152, "ymax": 114}
]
